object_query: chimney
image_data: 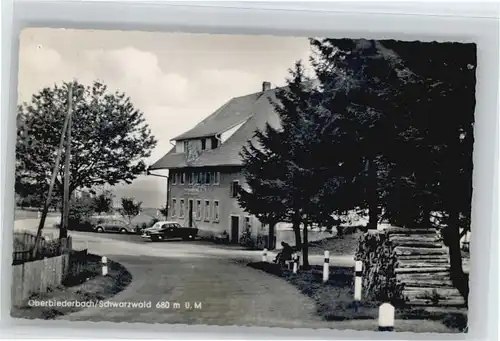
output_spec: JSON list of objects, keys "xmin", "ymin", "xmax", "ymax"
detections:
[{"xmin": 262, "ymin": 81, "xmax": 271, "ymax": 92}]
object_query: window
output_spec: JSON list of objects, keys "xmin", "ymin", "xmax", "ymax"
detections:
[
  {"xmin": 183, "ymin": 140, "xmax": 189, "ymax": 153},
  {"xmin": 171, "ymin": 172, "xmax": 177, "ymax": 185},
  {"xmin": 171, "ymin": 199, "xmax": 177, "ymax": 217},
  {"xmin": 204, "ymin": 200, "xmax": 210, "ymax": 221},
  {"xmin": 196, "ymin": 200, "xmax": 202, "ymax": 220},
  {"xmin": 179, "ymin": 199, "xmax": 185, "ymax": 218},
  {"xmin": 213, "ymin": 172, "xmax": 220, "ymax": 185},
  {"xmin": 201, "ymin": 138, "xmax": 207, "ymax": 150},
  {"xmin": 211, "ymin": 137, "xmax": 219, "ymax": 149},
  {"xmin": 204, "ymin": 172, "xmax": 211, "ymax": 185},
  {"xmin": 213, "ymin": 200, "xmax": 220, "ymax": 222},
  {"xmin": 245, "ymin": 216, "xmax": 251, "ymax": 230},
  {"xmin": 180, "ymin": 172, "xmax": 186, "ymax": 185},
  {"xmin": 187, "ymin": 172, "xmax": 194, "ymax": 185},
  {"xmin": 196, "ymin": 172, "xmax": 203, "ymax": 184},
  {"xmin": 230, "ymin": 180, "xmax": 240, "ymax": 198}
]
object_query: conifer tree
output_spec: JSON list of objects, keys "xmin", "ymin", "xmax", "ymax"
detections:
[{"xmin": 239, "ymin": 62, "xmax": 354, "ymax": 267}]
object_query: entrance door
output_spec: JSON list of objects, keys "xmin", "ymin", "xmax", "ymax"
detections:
[
  {"xmin": 231, "ymin": 216, "xmax": 239, "ymax": 244},
  {"xmin": 188, "ymin": 200, "xmax": 193, "ymax": 228}
]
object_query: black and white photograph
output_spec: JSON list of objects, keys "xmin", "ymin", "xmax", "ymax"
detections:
[{"xmin": 11, "ymin": 28, "xmax": 475, "ymax": 333}]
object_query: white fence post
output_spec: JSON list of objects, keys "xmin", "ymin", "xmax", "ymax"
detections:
[
  {"xmin": 323, "ymin": 250, "xmax": 330, "ymax": 283},
  {"xmin": 378, "ymin": 303, "xmax": 395, "ymax": 331},
  {"xmin": 102, "ymin": 256, "xmax": 108, "ymax": 276},
  {"xmin": 292, "ymin": 253, "xmax": 298, "ymax": 273},
  {"xmin": 354, "ymin": 260, "xmax": 363, "ymax": 301},
  {"xmin": 262, "ymin": 248, "xmax": 268, "ymax": 262}
]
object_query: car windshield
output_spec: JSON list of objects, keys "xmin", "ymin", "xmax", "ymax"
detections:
[{"xmin": 152, "ymin": 222, "xmax": 163, "ymax": 229}]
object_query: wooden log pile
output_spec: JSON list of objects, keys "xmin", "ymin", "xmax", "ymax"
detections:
[{"xmin": 356, "ymin": 227, "xmax": 466, "ymax": 308}]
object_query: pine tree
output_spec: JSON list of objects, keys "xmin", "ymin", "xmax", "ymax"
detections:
[
  {"xmin": 309, "ymin": 39, "xmax": 413, "ymax": 229},
  {"xmin": 381, "ymin": 41, "xmax": 476, "ymax": 300},
  {"xmin": 239, "ymin": 62, "xmax": 354, "ymax": 267}
]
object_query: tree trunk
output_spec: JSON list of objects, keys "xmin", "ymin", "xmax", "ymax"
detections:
[
  {"xmin": 367, "ymin": 157, "xmax": 379, "ymax": 230},
  {"xmin": 448, "ymin": 209, "xmax": 467, "ymax": 303},
  {"xmin": 422, "ymin": 205, "xmax": 431, "ymax": 228},
  {"xmin": 58, "ymin": 188, "xmax": 74, "ymax": 239},
  {"xmin": 292, "ymin": 213, "xmax": 302, "ymax": 249},
  {"xmin": 268, "ymin": 220, "xmax": 276, "ymax": 250},
  {"xmin": 302, "ymin": 223, "xmax": 310, "ymax": 270}
]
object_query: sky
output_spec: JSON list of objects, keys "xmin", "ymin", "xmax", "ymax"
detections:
[{"xmin": 17, "ymin": 28, "xmax": 313, "ymax": 208}]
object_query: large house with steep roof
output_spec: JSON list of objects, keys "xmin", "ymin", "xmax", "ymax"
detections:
[{"xmin": 149, "ymin": 81, "xmax": 280, "ymax": 246}]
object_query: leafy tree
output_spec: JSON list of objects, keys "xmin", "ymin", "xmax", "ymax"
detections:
[
  {"xmin": 68, "ymin": 194, "xmax": 95, "ymax": 231},
  {"xmin": 120, "ymin": 197, "xmax": 142, "ymax": 224},
  {"xmin": 92, "ymin": 190, "xmax": 114, "ymax": 214},
  {"xmin": 159, "ymin": 206, "xmax": 169, "ymax": 219},
  {"xmin": 16, "ymin": 80, "xmax": 157, "ymax": 232}
]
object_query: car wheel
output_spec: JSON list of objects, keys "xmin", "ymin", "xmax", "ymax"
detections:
[
  {"xmin": 96, "ymin": 226, "xmax": 104, "ymax": 233},
  {"xmin": 120, "ymin": 228, "xmax": 127, "ymax": 234}
]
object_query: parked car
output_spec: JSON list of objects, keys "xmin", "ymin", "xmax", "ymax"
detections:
[
  {"xmin": 94, "ymin": 219, "xmax": 136, "ymax": 234},
  {"xmin": 141, "ymin": 221, "xmax": 198, "ymax": 242}
]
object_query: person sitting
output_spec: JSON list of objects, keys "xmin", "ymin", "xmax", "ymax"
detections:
[
  {"xmin": 220, "ymin": 230, "xmax": 229, "ymax": 244},
  {"xmin": 274, "ymin": 241, "xmax": 294, "ymax": 266}
]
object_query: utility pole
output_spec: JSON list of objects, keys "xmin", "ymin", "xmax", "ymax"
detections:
[
  {"xmin": 60, "ymin": 83, "xmax": 73, "ymax": 239},
  {"xmin": 33, "ymin": 83, "xmax": 72, "ymax": 255}
]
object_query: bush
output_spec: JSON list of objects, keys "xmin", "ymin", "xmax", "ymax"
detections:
[
  {"xmin": 239, "ymin": 228, "xmax": 255, "ymax": 248},
  {"xmin": 66, "ymin": 195, "xmax": 95, "ymax": 231}
]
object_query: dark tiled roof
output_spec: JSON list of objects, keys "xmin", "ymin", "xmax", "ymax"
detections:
[{"xmin": 150, "ymin": 88, "xmax": 281, "ymax": 170}]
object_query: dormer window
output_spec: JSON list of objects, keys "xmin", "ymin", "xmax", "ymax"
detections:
[
  {"xmin": 211, "ymin": 137, "xmax": 219, "ymax": 149},
  {"xmin": 201, "ymin": 138, "xmax": 207, "ymax": 150},
  {"xmin": 183, "ymin": 140, "xmax": 189, "ymax": 152}
]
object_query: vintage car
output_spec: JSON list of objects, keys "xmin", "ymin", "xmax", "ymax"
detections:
[
  {"xmin": 94, "ymin": 218, "xmax": 136, "ymax": 234},
  {"xmin": 141, "ymin": 221, "xmax": 198, "ymax": 242}
]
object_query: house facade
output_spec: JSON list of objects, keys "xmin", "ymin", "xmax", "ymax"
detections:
[{"xmin": 149, "ymin": 81, "xmax": 280, "ymax": 245}]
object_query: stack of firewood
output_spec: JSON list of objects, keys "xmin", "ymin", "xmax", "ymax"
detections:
[
  {"xmin": 356, "ymin": 227, "xmax": 466, "ymax": 307},
  {"xmin": 388, "ymin": 227, "xmax": 465, "ymax": 307}
]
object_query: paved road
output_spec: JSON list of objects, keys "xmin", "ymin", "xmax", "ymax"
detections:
[
  {"xmin": 13, "ymin": 218, "xmax": 347, "ymax": 328},
  {"xmin": 12, "ymin": 218, "xmax": 459, "ymax": 332},
  {"xmin": 61, "ymin": 254, "xmax": 331, "ymax": 328},
  {"xmin": 13, "ymin": 218, "xmax": 355, "ymax": 266}
]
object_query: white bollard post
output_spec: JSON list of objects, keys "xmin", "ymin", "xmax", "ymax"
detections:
[
  {"xmin": 262, "ymin": 248, "xmax": 268, "ymax": 262},
  {"xmin": 323, "ymin": 250, "xmax": 330, "ymax": 283},
  {"xmin": 378, "ymin": 303, "xmax": 395, "ymax": 331},
  {"xmin": 102, "ymin": 256, "xmax": 108, "ymax": 276},
  {"xmin": 354, "ymin": 260, "xmax": 363, "ymax": 301},
  {"xmin": 292, "ymin": 253, "xmax": 298, "ymax": 273},
  {"xmin": 37, "ymin": 211, "xmax": 41, "ymax": 219}
]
